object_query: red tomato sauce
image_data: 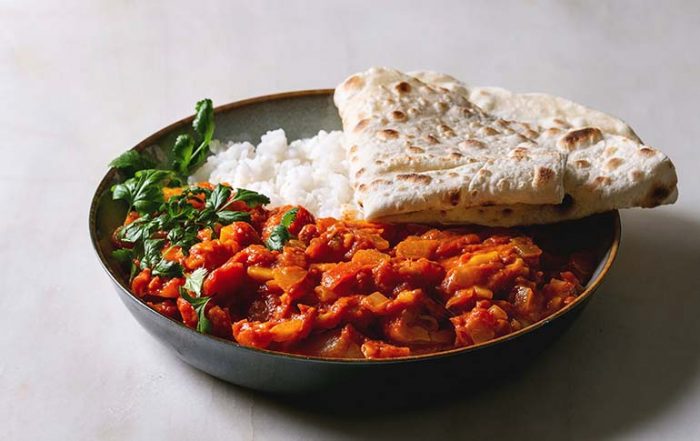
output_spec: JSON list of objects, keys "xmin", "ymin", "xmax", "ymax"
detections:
[{"xmin": 114, "ymin": 187, "xmax": 596, "ymax": 360}]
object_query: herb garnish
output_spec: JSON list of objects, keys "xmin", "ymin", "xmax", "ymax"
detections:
[
  {"xmin": 230, "ymin": 188, "xmax": 270, "ymax": 208},
  {"xmin": 109, "ymin": 99, "xmax": 276, "ymax": 336},
  {"xmin": 172, "ymin": 99, "xmax": 215, "ymax": 177},
  {"xmin": 180, "ymin": 268, "xmax": 211, "ymax": 333},
  {"xmin": 109, "ymin": 150, "xmax": 157, "ymax": 177},
  {"xmin": 113, "ymin": 184, "xmax": 268, "ymax": 282},
  {"xmin": 112, "ymin": 169, "xmax": 175, "ymax": 214},
  {"xmin": 111, "ymin": 248, "xmax": 133, "ymax": 264},
  {"xmin": 266, "ymin": 207, "xmax": 298, "ymax": 251},
  {"xmin": 141, "ymin": 239, "xmax": 183, "ymax": 278}
]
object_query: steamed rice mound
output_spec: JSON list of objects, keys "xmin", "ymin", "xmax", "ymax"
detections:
[{"xmin": 189, "ymin": 129, "xmax": 352, "ymax": 217}]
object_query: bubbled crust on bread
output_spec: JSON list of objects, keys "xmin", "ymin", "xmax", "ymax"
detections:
[
  {"xmin": 336, "ymin": 68, "xmax": 678, "ymax": 225},
  {"xmin": 335, "ymin": 67, "xmax": 568, "ymax": 219}
]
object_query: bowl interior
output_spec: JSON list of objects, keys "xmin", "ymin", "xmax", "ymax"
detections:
[{"xmin": 90, "ymin": 90, "xmax": 619, "ymax": 362}]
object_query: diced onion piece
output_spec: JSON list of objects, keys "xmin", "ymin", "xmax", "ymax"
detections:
[
  {"xmin": 468, "ymin": 322, "xmax": 496, "ymax": 344},
  {"xmin": 512, "ymin": 237, "xmax": 542, "ymax": 259},
  {"xmin": 467, "ymin": 251, "xmax": 500, "ymax": 265},
  {"xmin": 474, "ymin": 286, "xmax": 493, "ymax": 299},
  {"xmin": 351, "ymin": 249, "xmax": 390, "ymax": 265},
  {"xmin": 314, "ymin": 286, "xmax": 337, "ymax": 303},
  {"xmin": 446, "ymin": 289, "xmax": 476, "ymax": 310},
  {"xmin": 488, "ymin": 304, "xmax": 508, "ymax": 320},
  {"xmin": 361, "ymin": 292, "xmax": 390, "ymax": 313},
  {"xmin": 446, "ymin": 286, "xmax": 492, "ymax": 311},
  {"xmin": 442, "ymin": 265, "xmax": 486, "ymax": 294},
  {"xmin": 269, "ymin": 319, "xmax": 303, "ymax": 342},
  {"xmin": 547, "ymin": 297, "xmax": 563, "ymax": 311},
  {"xmin": 395, "ymin": 239, "xmax": 439, "ymax": 259},
  {"xmin": 247, "ymin": 266, "xmax": 275, "ymax": 282},
  {"xmin": 273, "ymin": 266, "xmax": 308, "ymax": 292}
]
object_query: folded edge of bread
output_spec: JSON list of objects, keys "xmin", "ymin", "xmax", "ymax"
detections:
[{"xmin": 334, "ymin": 67, "xmax": 678, "ymax": 226}]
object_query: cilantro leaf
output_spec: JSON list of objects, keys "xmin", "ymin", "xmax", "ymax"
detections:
[
  {"xmin": 192, "ymin": 99, "xmax": 215, "ymax": 149},
  {"xmin": 170, "ymin": 99, "xmax": 215, "ymax": 177},
  {"xmin": 280, "ymin": 207, "xmax": 299, "ymax": 228},
  {"xmin": 112, "ymin": 169, "xmax": 173, "ymax": 214},
  {"xmin": 167, "ymin": 226, "xmax": 198, "ymax": 250},
  {"xmin": 118, "ymin": 215, "xmax": 156, "ymax": 243},
  {"xmin": 171, "ymin": 134, "xmax": 196, "ymax": 176},
  {"xmin": 232, "ymin": 188, "xmax": 270, "ymax": 208},
  {"xmin": 183, "ymin": 267, "xmax": 208, "ymax": 297},
  {"xmin": 206, "ymin": 184, "xmax": 232, "ymax": 211},
  {"xmin": 180, "ymin": 287, "xmax": 212, "ymax": 333},
  {"xmin": 265, "ymin": 207, "xmax": 298, "ymax": 251},
  {"xmin": 109, "ymin": 150, "xmax": 156, "ymax": 177},
  {"xmin": 139, "ymin": 238, "xmax": 183, "ymax": 277},
  {"xmin": 266, "ymin": 226, "xmax": 290, "ymax": 251},
  {"xmin": 152, "ymin": 259, "xmax": 183, "ymax": 278},
  {"xmin": 112, "ymin": 248, "xmax": 133, "ymax": 264},
  {"xmin": 197, "ymin": 184, "xmax": 252, "ymax": 227},
  {"xmin": 141, "ymin": 239, "xmax": 166, "ymax": 270},
  {"xmin": 216, "ymin": 211, "xmax": 251, "ymax": 224}
]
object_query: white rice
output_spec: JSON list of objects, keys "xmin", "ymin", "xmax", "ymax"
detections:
[{"xmin": 189, "ymin": 129, "xmax": 353, "ymax": 217}]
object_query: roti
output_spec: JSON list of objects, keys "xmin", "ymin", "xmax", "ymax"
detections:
[
  {"xmin": 409, "ymin": 70, "xmax": 642, "ymax": 142},
  {"xmin": 334, "ymin": 67, "xmax": 568, "ymax": 219},
  {"xmin": 335, "ymin": 68, "xmax": 678, "ymax": 226}
]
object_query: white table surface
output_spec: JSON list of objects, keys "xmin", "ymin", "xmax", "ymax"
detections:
[{"xmin": 2, "ymin": 1, "xmax": 699, "ymax": 439}]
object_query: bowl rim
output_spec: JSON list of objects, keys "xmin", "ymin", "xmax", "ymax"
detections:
[{"xmin": 89, "ymin": 89, "xmax": 622, "ymax": 365}]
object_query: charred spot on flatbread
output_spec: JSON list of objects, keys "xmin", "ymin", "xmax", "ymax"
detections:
[
  {"xmin": 354, "ymin": 119, "xmax": 369, "ymax": 133},
  {"xmin": 605, "ymin": 157, "xmax": 624, "ymax": 171},
  {"xmin": 391, "ymin": 110, "xmax": 407, "ymax": 121},
  {"xmin": 533, "ymin": 167, "xmax": 556, "ymax": 188},
  {"xmin": 342, "ymin": 75, "xmax": 364, "ymax": 91},
  {"xmin": 558, "ymin": 127, "xmax": 603, "ymax": 151},
  {"xmin": 639, "ymin": 147, "xmax": 657, "ymax": 157},
  {"xmin": 396, "ymin": 173, "xmax": 432, "ymax": 185},
  {"xmin": 376, "ymin": 129, "xmax": 399, "ymax": 141},
  {"xmin": 395, "ymin": 81, "xmax": 412, "ymax": 93}
]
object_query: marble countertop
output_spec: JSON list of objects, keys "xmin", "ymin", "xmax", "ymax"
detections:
[{"xmin": 2, "ymin": 1, "xmax": 699, "ymax": 440}]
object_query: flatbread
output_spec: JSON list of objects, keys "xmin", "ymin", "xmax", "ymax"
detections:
[
  {"xmin": 334, "ymin": 67, "xmax": 567, "ymax": 219},
  {"xmin": 378, "ymin": 71, "xmax": 677, "ymax": 226},
  {"xmin": 409, "ymin": 71, "xmax": 642, "ymax": 142},
  {"xmin": 378, "ymin": 134, "xmax": 678, "ymax": 226},
  {"xmin": 335, "ymin": 67, "xmax": 678, "ymax": 226}
]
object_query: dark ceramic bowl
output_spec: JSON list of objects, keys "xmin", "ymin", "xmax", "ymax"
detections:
[{"xmin": 89, "ymin": 90, "xmax": 621, "ymax": 396}]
